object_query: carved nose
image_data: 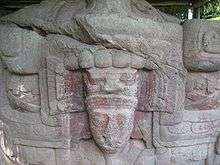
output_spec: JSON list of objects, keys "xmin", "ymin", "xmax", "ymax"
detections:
[
  {"xmin": 102, "ymin": 80, "xmax": 120, "ymax": 93},
  {"xmin": 103, "ymin": 118, "xmax": 118, "ymax": 141}
]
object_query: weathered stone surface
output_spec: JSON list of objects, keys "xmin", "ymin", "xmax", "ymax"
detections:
[
  {"xmin": 183, "ymin": 19, "xmax": 220, "ymax": 72},
  {"xmin": 0, "ymin": 0, "xmax": 219, "ymax": 164},
  {"xmin": 84, "ymin": 68, "xmax": 139, "ymax": 153},
  {"xmin": 185, "ymin": 72, "xmax": 220, "ymax": 111},
  {"xmin": 0, "ymin": 22, "xmax": 48, "ymax": 74}
]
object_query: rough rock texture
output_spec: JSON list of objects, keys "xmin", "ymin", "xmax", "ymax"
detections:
[
  {"xmin": 0, "ymin": 0, "xmax": 219, "ymax": 164},
  {"xmin": 183, "ymin": 19, "xmax": 220, "ymax": 72}
]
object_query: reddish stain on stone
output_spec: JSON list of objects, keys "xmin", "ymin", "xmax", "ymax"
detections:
[
  {"xmin": 61, "ymin": 71, "xmax": 84, "ymax": 112},
  {"xmin": 131, "ymin": 111, "xmax": 152, "ymax": 139},
  {"xmin": 137, "ymin": 71, "xmax": 156, "ymax": 112},
  {"xmin": 70, "ymin": 112, "xmax": 91, "ymax": 140}
]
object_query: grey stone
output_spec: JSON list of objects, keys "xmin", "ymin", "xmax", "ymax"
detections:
[
  {"xmin": 0, "ymin": 0, "xmax": 219, "ymax": 164},
  {"xmin": 112, "ymin": 50, "xmax": 130, "ymax": 68},
  {"xmin": 183, "ymin": 19, "xmax": 220, "ymax": 72},
  {"xmin": 79, "ymin": 49, "xmax": 94, "ymax": 69},
  {"xmin": 94, "ymin": 50, "xmax": 112, "ymax": 68},
  {"xmin": 131, "ymin": 55, "xmax": 145, "ymax": 69}
]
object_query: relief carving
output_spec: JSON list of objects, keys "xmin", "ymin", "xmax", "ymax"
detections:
[{"xmin": 0, "ymin": 0, "xmax": 219, "ymax": 165}]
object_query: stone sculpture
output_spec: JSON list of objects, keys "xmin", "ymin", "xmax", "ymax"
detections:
[{"xmin": 0, "ymin": 0, "xmax": 219, "ymax": 164}]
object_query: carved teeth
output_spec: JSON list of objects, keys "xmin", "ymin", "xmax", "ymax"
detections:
[
  {"xmin": 62, "ymin": 42, "xmax": 159, "ymax": 70},
  {"xmin": 94, "ymin": 50, "xmax": 112, "ymax": 68},
  {"xmin": 79, "ymin": 49, "xmax": 94, "ymax": 69},
  {"xmin": 112, "ymin": 50, "xmax": 130, "ymax": 68}
]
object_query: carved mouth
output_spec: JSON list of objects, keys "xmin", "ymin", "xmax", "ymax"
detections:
[
  {"xmin": 89, "ymin": 106, "xmax": 135, "ymax": 154},
  {"xmin": 96, "ymin": 136, "xmax": 129, "ymax": 154}
]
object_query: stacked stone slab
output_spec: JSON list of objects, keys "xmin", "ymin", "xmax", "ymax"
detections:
[{"xmin": 0, "ymin": 0, "xmax": 219, "ymax": 164}]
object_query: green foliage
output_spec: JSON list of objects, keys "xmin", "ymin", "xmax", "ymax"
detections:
[
  {"xmin": 201, "ymin": 0, "xmax": 220, "ymax": 19},
  {"xmin": 211, "ymin": 16, "xmax": 220, "ymax": 20},
  {"xmin": 156, "ymin": 0, "xmax": 220, "ymax": 20},
  {"xmin": 157, "ymin": 5, "xmax": 189, "ymax": 20}
]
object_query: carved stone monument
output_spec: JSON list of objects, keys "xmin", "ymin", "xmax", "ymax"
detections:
[{"xmin": 0, "ymin": 0, "xmax": 219, "ymax": 164}]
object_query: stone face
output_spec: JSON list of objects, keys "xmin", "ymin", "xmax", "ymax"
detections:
[
  {"xmin": 0, "ymin": 0, "xmax": 219, "ymax": 165},
  {"xmin": 84, "ymin": 68, "xmax": 139, "ymax": 153},
  {"xmin": 183, "ymin": 19, "xmax": 220, "ymax": 72}
]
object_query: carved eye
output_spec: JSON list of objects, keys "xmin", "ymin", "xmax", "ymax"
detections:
[
  {"xmin": 120, "ymin": 73, "xmax": 136, "ymax": 85},
  {"xmin": 202, "ymin": 31, "xmax": 216, "ymax": 47}
]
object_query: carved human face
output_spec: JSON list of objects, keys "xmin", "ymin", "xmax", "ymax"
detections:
[
  {"xmin": 183, "ymin": 20, "xmax": 220, "ymax": 71},
  {"xmin": 83, "ymin": 68, "xmax": 139, "ymax": 153},
  {"xmin": 198, "ymin": 27, "xmax": 220, "ymax": 71},
  {"xmin": 202, "ymin": 29, "xmax": 220, "ymax": 54}
]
